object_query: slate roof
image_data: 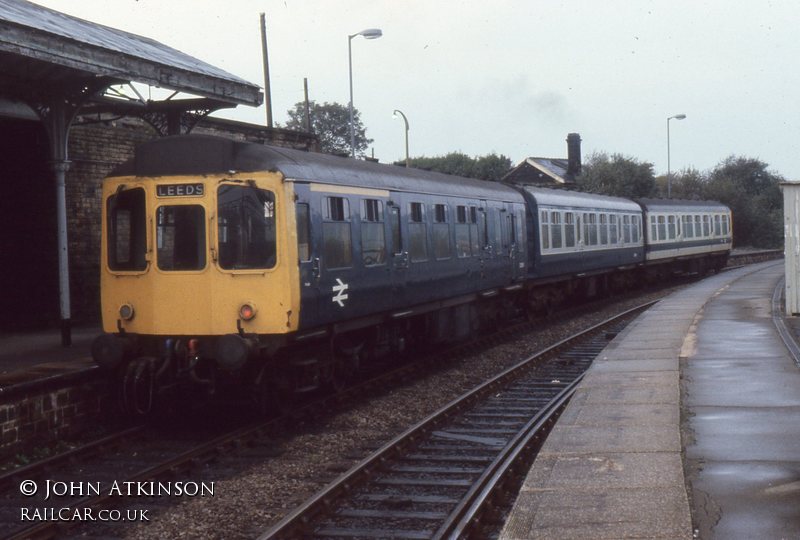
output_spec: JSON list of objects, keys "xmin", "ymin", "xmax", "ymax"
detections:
[{"xmin": 0, "ymin": 0, "xmax": 262, "ymax": 105}]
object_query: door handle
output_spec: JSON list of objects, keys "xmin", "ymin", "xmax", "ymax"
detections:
[{"xmin": 312, "ymin": 257, "xmax": 320, "ymax": 279}]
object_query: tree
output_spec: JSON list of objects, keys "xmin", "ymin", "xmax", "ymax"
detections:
[
  {"xmin": 397, "ymin": 152, "xmax": 512, "ymax": 182},
  {"xmin": 664, "ymin": 167, "xmax": 706, "ymax": 200},
  {"xmin": 704, "ymin": 156, "xmax": 783, "ymax": 247},
  {"xmin": 283, "ymin": 101, "xmax": 373, "ymax": 156},
  {"xmin": 578, "ymin": 152, "xmax": 657, "ymax": 198}
]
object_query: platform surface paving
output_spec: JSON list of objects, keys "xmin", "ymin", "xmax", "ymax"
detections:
[{"xmin": 500, "ymin": 261, "xmax": 791, "ymax": 539}]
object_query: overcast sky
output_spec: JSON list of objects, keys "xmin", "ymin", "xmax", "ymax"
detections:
[{"xmin": 32, "ymin": 0, "xmax": 800, "ymax": 179}]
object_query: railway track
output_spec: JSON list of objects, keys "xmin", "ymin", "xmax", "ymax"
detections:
[
  {"xmin": 0, "ymin": 313, "xmax": 570, "ymax": 538},
  {"xmin": 260, "ymin": 301, "xmax": 654, "ymax": 540}
]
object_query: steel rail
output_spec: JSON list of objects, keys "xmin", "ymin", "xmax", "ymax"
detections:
[
  {"xmin": 7, "ymin": 418, "xmax": 277, "ymax": 540},
  {"xmin": 259, "ymin": 300, "xmax": 657, "ymax": 540},
  {"xmin": 0, "ymin": 425, "xmax": 145, "ymax": 491},
  {"xmin": 432, "ymin": 376, "xmax": 582, "ymax": 539}
]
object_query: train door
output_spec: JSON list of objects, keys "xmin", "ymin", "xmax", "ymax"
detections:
[
  {"xmin": 315, "ymin": 194, "xmax": 357, "ymax": 326},
  {"xmin": 502, "ymin": 203, "xmax": 521, "ymax": 281},
  {"xmin": 295, "ymin": 193, "xmax": 323, "ymax": 330},
  {"xmin": 387, "ymin": 201, "xmax": 407, "ymax": 299},
  {"xmin": 476, "ymin": 201, "xmax": 490, "ymax": 275}
]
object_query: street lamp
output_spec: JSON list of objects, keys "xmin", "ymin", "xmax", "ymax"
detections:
[
  {"xmin": 393, "ymin": 109, "xmax": 409, "ymax": 167},
  {"xmin": 666, "ymin": 113, "xmax": 687, "ymax": 198},
  {"xmin": 348, "ymin": 28, "xmax": 382, "ymax": 157}
]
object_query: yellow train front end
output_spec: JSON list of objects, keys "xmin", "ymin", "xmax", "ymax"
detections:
[{"xmin": 93, "ymin": 170, "xmax": 301, "ymax": 411}]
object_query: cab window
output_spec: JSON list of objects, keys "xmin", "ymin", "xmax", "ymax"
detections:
[
  {"xmin": 107, "ymin": 187, "xmax": 147, "ymax": 271},
  {"xmin": 217, "ymin": 184, "xmax": 277, "ymax": 270},
  {"xmin": 157, "ymin": 205, "xmax": 206, "ymax": 271}
]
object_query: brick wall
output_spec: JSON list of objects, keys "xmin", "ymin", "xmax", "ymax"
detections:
[
  {"xmin": 67, "ymin": 120, "xmax": 156, "ymax": 323},
  {"xmin": 0, "ymin": 376, "xmax": 109, "ymax": 459}
]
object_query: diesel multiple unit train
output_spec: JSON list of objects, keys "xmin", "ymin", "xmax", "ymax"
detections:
[{"xmin": 92, "ymin": 135, "xmax": 731, "ymax": 412}]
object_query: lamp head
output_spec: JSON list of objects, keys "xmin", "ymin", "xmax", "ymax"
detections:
[
  {"xmin": 672, "ymin": 114, "xmax": 687, "ymax": 120},
  {"xmin": 358, "ymin": 28, "xmax": 383, "ymax": 39}
]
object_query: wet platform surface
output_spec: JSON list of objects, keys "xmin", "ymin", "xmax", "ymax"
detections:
[
  {"xmin": 500, "ymin": 261, "xmax": 794, "ymax": 539},
  {"xmin": 683, "ymin": 262, "xmax": 800, "ymax": 539}
]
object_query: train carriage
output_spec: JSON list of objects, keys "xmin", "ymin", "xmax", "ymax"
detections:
[
  {"xmin": 94, "ymin": 135, "xmax": 527, "ymax": 408},
  {"xmin": 637, "ymin": 198, "xmax": 731, "ymax": 273},
  {"xmin": 518, "ymin": 186, "xmax": 645, "ymax": 279},
  {"xmin": 93, "ymin": 134, "xmax": 733, "ymax": 413}
]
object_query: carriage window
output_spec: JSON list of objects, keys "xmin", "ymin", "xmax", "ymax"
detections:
[
  {"xmin": 296, "ymin": 203, "xmax": 311, "ymax": 262},
  {"xmin": 551, "ymin": 212, "xmax": 562, "ymax": 249},
  {"xmin": 478, "ymin": 208, "xmax": 488, "ymax": 249},
  {"xmin": 583, "ymin": 213, "xmax": 590, "ymax": 246},
  {"xmin": 722, "ymin": 215, "xmax": 730, "ymax": 236},
  {"xmin": 540, "ymin": 210, "xmax": 550, "ymax": 250},
  {"xmin": 108, "ymin": 188, "xmax": 147, "ymax": 271},
  {"xmin": 157, "ymin": 205, "xmax": 206, "ymax": 271},
  {"xmin": 433, "ymin": 204, "xmax": 447, "ymax": 223},
  {"xmin": 609, "ymin": 215, "xmax": 618, "ymax": 244},
  {"xmin": 493, "ymin": 210, "xmax": 503, "ymax": 249},
  {"xmin": 667, "ymin": 215, "xmax": 677, "ymax": 240},
  {"xmin": 322, "ymin": 196, "xmax": 352, "ymax": 269},
  {"xmin": 683, "ymin": 215, "xmax": 694, "ymax": 239},
  {"xmin": 409, "ymin": 202, "xmax": 427, "ymax": 262},
  {"xmin": 703, "ymin": 215, "xmax": 711, "ymax": 237},
  {"xmin": 432, "ymin": 203, "xmax": 450, "ymax": 259},
  {"xmin": 650, "ymin": 215, "xmax": 657, "ymax": 241},
  {"xmin": 623, "ymin": 215, "xmax": 631, "ymax": 243},
  {"xmin": 657, "ymin": 215, "xmax": 667, "ymax": 241},
  {"xmin": 455, "ymin": 205, "xmax": 471, "ymax": 258},
  {"xmin": 361, "ymin": 199, "xmax": 385, "ymax": 266},
  {"xmin": 694, "ymin": 215, "xmax": 701, "ymax": 237},
  {"xmin": 390, "ymin": 206, "xmax": 402, "ymax": 255},
  {"xmin": 714, "ymin": 215, "xmax": 721, "ymax": 236},
  {"xmin": 633, "ymin": 216, "xmax": 641, "ymax": 243},
  {"xmin": 564, "ymin": 212, "xmax": 575, "ymax": 247},
  {"xmin": 217, "ymin": 185, "xmax": 276, "ymax": 270},
  {"xmin": 588, "ymin": 213, "xmax": 598, "ymax": 246},
  {"xmin": 469, "ymin": 206, "xmax": 480, "ymax": 255},
  {"xmin": 599, "ymin": 214, "xmax": 608, "ymax": 245},
  {"xmin": 504, "ymin": 213, "xmax": 516, "ymax": 248}
]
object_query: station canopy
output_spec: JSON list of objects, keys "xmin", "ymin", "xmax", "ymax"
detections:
[
  {"xmin": 0, "ymin": 0, "xmax": 264, "ymax": 346},
  {"xmin": 0, "ymin": 0, "xmax": 263, "ymax": 117}
]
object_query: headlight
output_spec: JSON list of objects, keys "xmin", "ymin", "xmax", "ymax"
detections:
[
  {"xmin": 239, "ymin": 303, "xmax": 257, "ymax": 321},
  {"xmin": 119, "ymin": 303, "xmax": 135, "ymax": 321}
]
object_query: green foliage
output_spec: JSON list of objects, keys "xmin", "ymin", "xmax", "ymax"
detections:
[
  {"xmin": 703, "ymin": 156, "xmax": 783, "ymax": 248},
  {"xmin": 578, "ymin": 152, "xmax": 657, "ymax": 198},
  {"xmin": 665, "ymin": 157, "xmax": 783, "ymax": 247},
  {"xmin": 397, "ymin": 152, "xmax": 513, "ymax": 182},
  {"xmin": 283, "ymin": 101, "xmax": 373, "ymax": 156},
  {"xmin": 663, "ymin": 167, "xmax": 706, "ymax": 200}
]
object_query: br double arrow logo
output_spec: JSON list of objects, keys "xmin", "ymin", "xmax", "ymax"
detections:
[{"xmin": 332, "ymin": 278, "xmax": 349, "ymax": 307}]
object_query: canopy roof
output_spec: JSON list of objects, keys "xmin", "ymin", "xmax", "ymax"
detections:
[{"xmin": 0, "ymin": 0, "xmax": 262, "ymax": 106}]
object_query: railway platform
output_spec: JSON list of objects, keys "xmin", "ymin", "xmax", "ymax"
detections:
[
  {"xmin": 500, "ymin": 260, "xmax": 799, "ymax": 539},
  {"xmin": 0, "ymin": 325, "xmax": 98, "ymax": 387}
]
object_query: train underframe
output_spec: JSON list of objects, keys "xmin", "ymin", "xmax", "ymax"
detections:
[{"xmin": 95, "ymin": 251, "xmax": 728, "ymax": 415}]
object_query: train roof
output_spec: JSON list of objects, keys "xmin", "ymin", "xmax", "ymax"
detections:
[
  {"xmin": 110, "ymin": 135, "xmax": 525, "ymax": 202},
  {"xmin": 519, "ymin": 186, "xmax": 642, "ymax": 212},
  {"xmin": 636, "ymin": 198, "xmax": 730, "ymax": 213}
]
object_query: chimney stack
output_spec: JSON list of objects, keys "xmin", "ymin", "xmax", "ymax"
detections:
[{"xmin": 566, "ymin": 133, "xmax": 582, "ymax": 179}]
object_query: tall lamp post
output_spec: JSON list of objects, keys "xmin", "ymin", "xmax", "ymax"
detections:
[
  {"xmin": 393, "ymin": 109, "xmax": 410, "ymax": 167},
  {"xmin": 348, "ymin": 28, "xmax": 382, "ymax": 157},
  {"xmin": 666, "ymin": 113, "xmax": 687, "ymax": 198}
]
